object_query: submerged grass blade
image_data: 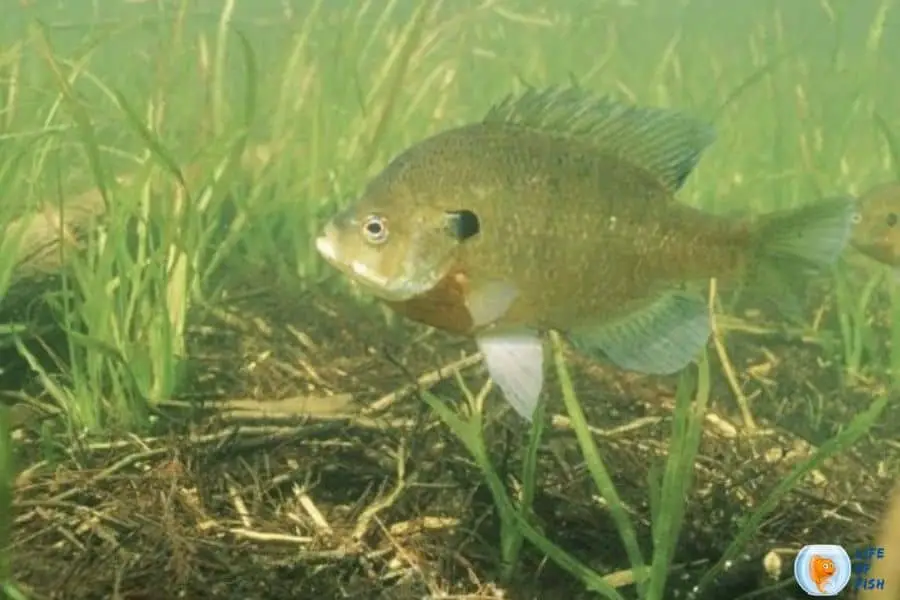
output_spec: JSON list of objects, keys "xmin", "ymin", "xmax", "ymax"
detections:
[
  {"xmin": 0, "ymin": 583, "xmax": 29, "ymax": 600},
  {"xmin": 211, "ymin": 0, "xmax": 237, "ymax": 137},
  {"xmin": 361, "ymin": 0, "xmax": 439, "ymax": 170},
  {"xmin": 501, "ymin": 393, "xmax": 547, "ymax": 579},
  {"xmin": 832, "ymin": 266, "xmax": 885, "ymax": 377},
  {"xmin": 645, "ymin": 351, "xmax": 711, "ymax": 600},
  {"xmin": 109, "ymin": 89, "xmax": 187, "ymax": 188},
  {"xmin": 549, "ymin": 331, "xmax": 648, "ymax": 597},
  {"xmin": 0, "ymin": 160, "xmax": 37, "ymax": 594},
  {"xmin": 421, "ymin": 388, "xmax": 627, "ymax": 599},
  {"xmin": 874, "ymin": 111, "xmax": 900, "ymax": 180},
  {"xmin": 31, "ymin": 22, "xmax": 110, "ymax": 207},
  {"xmin": 709, "ymin": 46, "xmax": 798, "ymax": 122},
  {"xmin": 234, "ymin": 30, "xmax": 259, "ymax": 134}
]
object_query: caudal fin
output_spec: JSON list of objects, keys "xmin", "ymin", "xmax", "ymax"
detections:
[{"xmin": 747, "ymin": 196, "xmax": 857, "ymax": 319}]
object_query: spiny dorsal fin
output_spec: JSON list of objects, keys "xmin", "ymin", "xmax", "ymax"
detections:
[{"xmin": 484, "ymin": 86, "xmax": 716, "ymax": 192}]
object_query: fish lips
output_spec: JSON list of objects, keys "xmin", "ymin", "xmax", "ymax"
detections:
[
  {"xmin": 315, "ymin": 228, "xmax": 415, "ymax": 301},
  {"xmin": 852, "ymin": 240, "xmax": 900, "ymax": 266},
  {"xmin": 314, "ymin": 231, "xmax": 377, "ymax": 283}
]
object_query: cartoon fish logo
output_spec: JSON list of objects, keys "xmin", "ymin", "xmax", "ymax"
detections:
[{"xmin": 809, "ymin": 554, "xmax": 837, "ymax": 593}]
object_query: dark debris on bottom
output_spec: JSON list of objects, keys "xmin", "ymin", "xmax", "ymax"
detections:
[{"xmin": 4, "ymin": 284, "xmax": 898, "ymax": 600}]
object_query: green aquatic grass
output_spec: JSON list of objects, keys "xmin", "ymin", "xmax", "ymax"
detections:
[
  {"xmin": 832, "ymin": 265, "xmax": 884, "ymax": 382},
  {"xmin": 550, "ymin": 331, "xmax": 648, "ymax": 595},
  {"xmin": 1, "ymin": 0, "xmax": 898, "ymax": 597},
  {"xmin": 10, "ymin": 18, "xmax": 259, "ymax": 434},
  {"xmin": 0, "ymin": 148, "xmax": 37, "ymax": 600},
  {"xmin": 0, "ymin": 38, "xmax": 37, "ymax": 597},
  {"xmin": 425, "ymin": 332, "xmax": 709, "ymax": 600}
]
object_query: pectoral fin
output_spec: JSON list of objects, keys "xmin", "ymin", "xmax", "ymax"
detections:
[
  {"xmin": 568, "ymin": 291, "xmax": 711, "ymax": 375},
  {"xmin": 476, "ymin": 329, "xmax": 544, "ymax": 421},
  {"xmin": 465, "ymin": 279, "xmax": 520, "ymax": 327}
]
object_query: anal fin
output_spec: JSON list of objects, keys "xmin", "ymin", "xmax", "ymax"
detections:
[{"xmin": 476, "ymin": 329, "xmax": 544, "ymax": 421}]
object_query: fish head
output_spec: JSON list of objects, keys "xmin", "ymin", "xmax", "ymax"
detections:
[
  {"xmin": 822, "ymin": 559, "xmax": 835, "ymax": 575},
  {"xmin": 315, "ymin": 175, "xmax": 481, "ymax": 302},
  {"xmin": 811, "ymin": 556, "xmax": 835, "ymax": 577},
  {"xmin": 849, "ymin": 183, "xmax": 900, "ymax": 266}
]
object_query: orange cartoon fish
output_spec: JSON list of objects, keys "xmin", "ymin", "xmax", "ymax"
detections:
[{"xmin": 810, "ymin": 554, "xmax": 837, "ymax": 593}]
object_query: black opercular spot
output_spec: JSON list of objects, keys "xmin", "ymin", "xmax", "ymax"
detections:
[
  {"xmin": 887, "ymin": 212, "xmax": 898, "ymax": 227},
  {"xmin": 445, "ymin": 209, "xmax": 481, "ymax": 242}
]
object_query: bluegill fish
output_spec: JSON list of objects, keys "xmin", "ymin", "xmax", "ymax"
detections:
[
  {"xmin": 847, "ymin": 182, "xmax": 900, "ymax": 268},
  {"xmin": 316, "ymin": 87, "xmax": 855, "ymax": 420}
]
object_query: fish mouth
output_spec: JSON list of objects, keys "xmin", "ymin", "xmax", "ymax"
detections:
[
  {"xmin": 315, "ymin": 226, "xmax": 448, "ymax": 302},
  {"xmin": 315, "ymin": 232, "xmax": 341, "ymax": 265},
  {"xmin": 315, "ymin": 231, "xmax": 398, "ymax": 295},
  {"xmin": 852, "ymin": 240, "xmax": 900, "ymax": 265}
]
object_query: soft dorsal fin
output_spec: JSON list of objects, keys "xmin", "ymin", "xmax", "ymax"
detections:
[{"xmin": 483, "ymin": 86, "xmax": 716, "ymax": 192}]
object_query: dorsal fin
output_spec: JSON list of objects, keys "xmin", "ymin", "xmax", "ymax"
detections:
[{"xmin": 483, "ymin": 86, "xmax": 716, "ymax": 191}]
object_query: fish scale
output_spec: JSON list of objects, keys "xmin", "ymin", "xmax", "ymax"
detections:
[{"xmin": 438, "ymin": 127, "xmax": 749, "ymax": 329}]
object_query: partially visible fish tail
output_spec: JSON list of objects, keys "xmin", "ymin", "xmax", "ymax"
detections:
[
  {"xmin": 754, "ymin": 196, "xmax": 857, "ymax": 268},
  {"xmin": 744, "ymin": 196, "xmax": 857, "ymax": 319}
]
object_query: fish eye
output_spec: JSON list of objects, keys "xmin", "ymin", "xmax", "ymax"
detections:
[
  {"xmin": 851, "ymin": 212, "xmax": 863, "ymax": 225},
  {"xmin": 888, "ymin": 212, "xmax": 898, "ymax": 227},
  {"xmin": 361, "ymin": 214, "xmax": 388, "ymax": 244}
]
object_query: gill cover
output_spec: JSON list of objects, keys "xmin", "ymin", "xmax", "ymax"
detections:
[{"xmin": 374, "ymin": 208, "xmax": 482, "ymax": 301}]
